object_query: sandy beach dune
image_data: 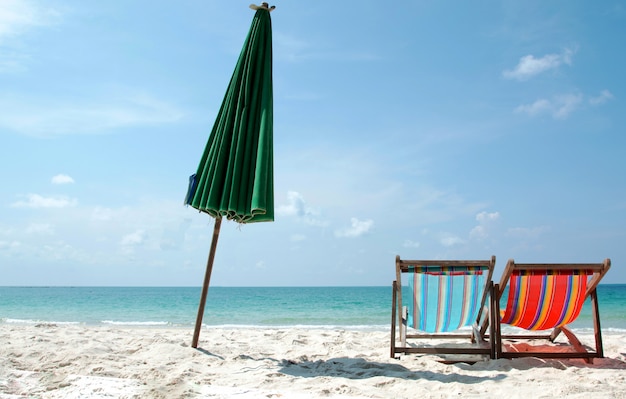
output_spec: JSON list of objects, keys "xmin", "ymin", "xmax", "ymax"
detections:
[{"xmin": 1, "ymin": 325, "xmax": 625, "ymax": 398}]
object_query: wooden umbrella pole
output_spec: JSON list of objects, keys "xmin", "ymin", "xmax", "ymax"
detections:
[{"xmin": 191, "ymin": 216, "xmax": 223, "ymax": 348}]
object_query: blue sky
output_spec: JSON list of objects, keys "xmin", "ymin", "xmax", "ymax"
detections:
[{"xmin": 1, "ymin": 1, "xmax": 624, "ymax": 286}]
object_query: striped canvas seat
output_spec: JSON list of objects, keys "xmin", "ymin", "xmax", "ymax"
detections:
[
  {"xmin": 501, "ymin": 270, "xmax": 591, "ymax": 331},
  {"xmin": 493, "ymin": 259, "xmax": 611, "ymax": 363},
  {"xmin": 391, "ymin": 256, "xmax": 496, "ymax": 360},
  {"xmin": 407, "ymin": 266, "xmax": 489, "ymax": 333}
]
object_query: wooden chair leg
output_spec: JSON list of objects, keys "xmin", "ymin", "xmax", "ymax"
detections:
[
  {"xmin": 391, "ymin": 281, "xmax": 397, "ymax": 358},
  {"xmin": 489, "ymin": 282, "xmax": 496, "ymax": 359},
  {"xmin": 494, "ymin": 284, "xmax": 502, "ymax": 359},
  {"xmin": 401, "ymin": 306, "xmax": 408, "ymax": 347},
  {"xmin": 591, "ymin": 290, "xmax": 604, "ymax": 358}
]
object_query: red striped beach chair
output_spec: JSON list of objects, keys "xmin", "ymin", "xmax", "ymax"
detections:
[
  {"xmin": 391, "ymin": 256, "xmax": 496, "ymax": 361},
  {"xmin": 494, "ymin": 258, "xmax": 611, "ymax": 363}
]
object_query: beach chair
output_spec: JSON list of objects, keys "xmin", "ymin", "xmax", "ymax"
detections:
[
  {"xmin": 391, "ymin": 256, "xmax": 496, "ymax": 361},
  {"xmin": 493, "ymin": 258, "xmax": 611, "ymax": 363}
]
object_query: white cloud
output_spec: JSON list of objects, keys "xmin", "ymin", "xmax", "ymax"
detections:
[
  {"xmin": 0, "ymin": 200, "xmax": 199, "ymax": 277},
  {"xmin": 440, "ymin": 235, "xmax": 464, "ymax": 247},
  {"xmin": 51, "ymin": 174, "xmax": 75, "ymax": 184},
  {"xmin": 403, "ymin": 239, "xmax": 420, "ymax": 248},
  {"xmin": 91, "ymin": 207, "xmax": 115, "ymax": 221},
  {"xmin": 515, "ymin": 93, "xmax": 583, "ymax": 119},
  {"xmin": 0, "ymin": 0, "xmax": 55, "ymax": 41},
  {"xmin": 589, "ymin": 90, "xmax": 614, "ymax": 105},
  {"xmin": 121, "ymin": 230, "xmax": 146, "ymax": 246},
  {"xmin": 515, "ymin": 98, "xmax": 552, "ymax": 116},
  {"xmin": 469, "ymin": 225, "xmax": 487, "ymax": 240},
  {"xmin": 277, "ymin": 191, "xmax": 307, "ymax": 217},
  {"xmin": 553, "ymin": 93, "xmax": 584, "ymax": 119},
  {"xmin": 0, "ymin": 1, "xmax": 61, "ymax": 72},
  {"xmin": 41, "ymin": 241, "xmax": 82, "ymax": 262},
  {"xmin": 470, "ymin": 211, "xmax": 500, "ymax": 240},
  {"xmin": 0, "ymin": 92, "xmax": 184, "ymax": 137},
  {"xmin": 334, "ymin": 217, "xmax": 373, "ymax": 238},
  {"xmin": 11, "ymin": 194, "xmax": 77, "ymax": 208},
  {"xmin": 503, "ymin": 48, "xmax": 575, "ymax": 80},
  {"xmin": 476, "ymin": 211, "xmax": 500, "ymax": 223},
  {"xmin": 277, "ymin": 191, "xmax": 328, "ymax": 226}
]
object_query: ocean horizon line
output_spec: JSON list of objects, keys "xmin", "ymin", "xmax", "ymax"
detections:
[{"xmin": 2, "ymin": 283, "xmax": 624, "ymax": 288}]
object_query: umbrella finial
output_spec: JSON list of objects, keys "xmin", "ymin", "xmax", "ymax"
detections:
[{"xmin": 250, "ymin": 3, "xmax": 276, "ymax": 11}]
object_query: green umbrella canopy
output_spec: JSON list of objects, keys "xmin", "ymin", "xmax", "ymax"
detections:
[
  {"xmin": 186, "ymin": 5, "xmax": 274, "ymax": 224},
  {"xmin": 188, "ymin": 3, "xmax": 275, "ymax": 349}
]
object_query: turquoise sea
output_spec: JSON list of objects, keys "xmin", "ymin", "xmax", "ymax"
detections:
[{"xmin": 1, "ymin": 285, "xmax": 625, "ymax": 332}]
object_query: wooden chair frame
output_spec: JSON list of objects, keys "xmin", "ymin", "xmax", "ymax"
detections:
[
  {"xmin": 390, "ymin": 256, "xmax": 496, "ymax": 360},
  {"xmin": 493, "ymin": 258, "xmax": 611, "ymax": 363}
]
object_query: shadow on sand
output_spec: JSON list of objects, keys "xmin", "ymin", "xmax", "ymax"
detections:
[
  {"xmin": 194, "ymin": 347, "xmax": 225, "ymax": 360},
  {"xmin": 491, "ymin": 342, "xmax": 626, "ymax": 371},
  {"xmin": 278, "ymin": 356, "xmax": 506, "ymax": 383}
]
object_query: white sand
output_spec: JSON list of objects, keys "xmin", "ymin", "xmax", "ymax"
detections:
[{"xmin": 1, "ymin": 325, "xmax": 625, "ymax": 398}]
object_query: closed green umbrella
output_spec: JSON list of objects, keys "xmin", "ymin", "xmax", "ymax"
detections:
[{"xmin": 186, "ymin": 3, "xmax": 275, "ymax": 348}]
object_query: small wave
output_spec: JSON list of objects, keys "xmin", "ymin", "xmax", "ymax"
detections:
[
  {"xmin": 202, "ymin": 323, "xmax": 389, "ymax": 331},
  {"xmin": 2, "ymin": 318, "xmax": 81, "ymax": 326},
  {"xmin": 101, "ymin": 320, "xmax": 170, "ymax": 326},
  {"xmin": 602, "ymin": 327, "xmax": 626, "ymax": 334}
]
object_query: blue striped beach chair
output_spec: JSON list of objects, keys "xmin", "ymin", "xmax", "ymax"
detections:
[{"xmin": 391, "ymin": 256, "xmax": 496, "ymax": 360}]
